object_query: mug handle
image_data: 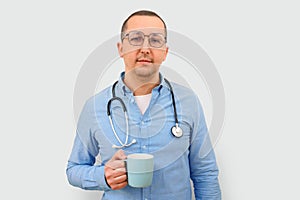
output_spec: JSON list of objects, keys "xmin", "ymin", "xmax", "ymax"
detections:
[{"xmin": 123, "ymin": 159, "xmax": 128, "ymax": 175}]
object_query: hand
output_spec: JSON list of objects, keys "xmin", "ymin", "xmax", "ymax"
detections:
[{"xmin": 104, "ymin": 150, "xmax": 128, "ymax": 190}]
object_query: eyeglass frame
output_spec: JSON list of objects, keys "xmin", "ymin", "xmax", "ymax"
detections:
[{"xmin": 121, "ymin": 30, "xmax": 167, "ymax": 48}]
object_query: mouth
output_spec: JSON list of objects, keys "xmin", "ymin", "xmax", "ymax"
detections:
[{"xmin": 136, "ymin": 58, "xmax": 153, "ymax": 64}]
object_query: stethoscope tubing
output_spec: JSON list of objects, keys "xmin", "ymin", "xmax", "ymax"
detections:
[{"xmin": 107, "ymin": 78, "xmax": 182, "ymax": 148}]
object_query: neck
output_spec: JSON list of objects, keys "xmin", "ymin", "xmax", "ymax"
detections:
[{"xmin": 124, "ymin": 73, "xmax": 160, "ymax": 96}]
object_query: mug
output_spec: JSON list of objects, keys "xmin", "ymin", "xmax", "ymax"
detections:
[{"xmin": 126, "ymin": 153, "xmax": 154, "ymax": 188}]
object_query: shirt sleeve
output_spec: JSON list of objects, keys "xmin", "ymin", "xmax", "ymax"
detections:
[
  {"xmin": 66, "ymin": 99, "xmax": 111, "ymax": 191},
  {"xmin": 189, "ymin": 96, "xmax": 221, "ymax": 199}
]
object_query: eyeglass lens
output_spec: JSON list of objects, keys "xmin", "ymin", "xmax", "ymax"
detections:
[{"xmin": 127, "ymin": 31, "xmax": 166, "ymax": 48}]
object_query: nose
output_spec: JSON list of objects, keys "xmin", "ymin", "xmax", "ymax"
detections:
[{"xmin": 140, "ymin": 36, "xmax": 150, "ymax": 54}]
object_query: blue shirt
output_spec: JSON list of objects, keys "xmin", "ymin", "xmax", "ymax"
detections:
[{"xmin": 66, "ymin": 72, "xmax": 221, "ymax": 200}]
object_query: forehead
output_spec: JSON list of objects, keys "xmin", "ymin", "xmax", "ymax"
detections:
[{"xmin": 125, "ymin": 15, "xmax": 165, "ymax": 34}]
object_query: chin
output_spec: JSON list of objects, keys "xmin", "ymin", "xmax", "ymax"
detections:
[{"xmin": 134, "ymin": 67, "xmax": 157, "ymax": 78}]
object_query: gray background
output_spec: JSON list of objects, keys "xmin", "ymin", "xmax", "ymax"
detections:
[{"xmin": 0, "ymin": 0, "xmax": 299, "ymax": 199}]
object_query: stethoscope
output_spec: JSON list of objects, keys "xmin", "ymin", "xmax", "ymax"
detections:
[{"xmin": 107, "ymin": 78, "xmax": 183, "ymax": 149}]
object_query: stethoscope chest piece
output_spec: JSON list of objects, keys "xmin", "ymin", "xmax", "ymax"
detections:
[{"xmin": 171, "ymin": 124, "xmax": 183, "ymax": 138}]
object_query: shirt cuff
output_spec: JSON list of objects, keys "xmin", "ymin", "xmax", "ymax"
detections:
[{"xmin": 95, "ymin": 165, "xmax": 112, "ymax": 191}]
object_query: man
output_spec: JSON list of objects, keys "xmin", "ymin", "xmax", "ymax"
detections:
[{"xmin": 67, "ymin": 10, "xmax": 221, "ymax": 199}]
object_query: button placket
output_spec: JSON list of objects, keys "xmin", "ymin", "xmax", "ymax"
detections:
[{"xmin": 143, "ymin": 187, "xmax": 151, "ymax": 200}]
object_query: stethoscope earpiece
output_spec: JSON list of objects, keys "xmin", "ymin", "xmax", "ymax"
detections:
[
  {"xmin": 131, "ymin": 139, "xmax": 137, "ymax": 144},
  {"xmin": 112, "ymin": 139, "xmax": 137, "ymax": 149}
]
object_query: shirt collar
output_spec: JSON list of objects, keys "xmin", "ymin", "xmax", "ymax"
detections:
[
  {"xmin": 117, "ymin": 72, "xmax": 130, "ymax": 94},
  {"xmin": 116, "ymin": 71, "xmax": 171, "ymax": 96}
]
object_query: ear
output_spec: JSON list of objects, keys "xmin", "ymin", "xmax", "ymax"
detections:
[
  {"xmin": 117, "ymin": 42, "xmax": 124, "ymax": 57},
  {"xmin": 162, "ymin": 46, "xmax": 169, "ymax": 61}
]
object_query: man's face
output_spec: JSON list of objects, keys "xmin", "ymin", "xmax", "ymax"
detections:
[{"xmin": 117, "ymin": 15, "xmax": 168, "ymax": 78}]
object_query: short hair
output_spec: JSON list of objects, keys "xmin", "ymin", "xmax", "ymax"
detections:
[{"xmin": 121, "ymin": 10, "xmax": 167, "ymax": 40}]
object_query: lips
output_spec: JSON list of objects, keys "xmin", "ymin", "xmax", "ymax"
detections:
[
  {"xmin": 138, "ymin": 59, "xmax": 152, "ymax": 63},
  {"xmin": 137, "ymin": 59, "xmax": 152, "ymax": 63}
]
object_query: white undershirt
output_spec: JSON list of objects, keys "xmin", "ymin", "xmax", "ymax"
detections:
[{"xmin": 134, "ymin": 93, "xmax": 152, "ymax": 115}]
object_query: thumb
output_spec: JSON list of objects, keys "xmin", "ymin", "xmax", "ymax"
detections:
[{"xmin": 111, "ymin": 149, "xmax": 127, "ymax": 161}]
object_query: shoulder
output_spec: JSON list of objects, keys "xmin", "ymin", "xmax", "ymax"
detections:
[
  {"xmin": 169, "ymin": 81, "xmax": 205, "ymax": 117},
  {"xmin": 170, "ymin": 82, "xmax": 194, "ymax": 93},
  {"xmin": 83, "ymin": 85, "xmax": 112, "ymax": 111},
  {"xmin": 169, "ymin": 82, "xmax": 199, "ymax": 103}
]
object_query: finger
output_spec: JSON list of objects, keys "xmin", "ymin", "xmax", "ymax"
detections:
[
  {"xmin": 113, "ymin": 174, "xmax": 127, "ymax": 184},
  {"xmin": 105, "ymin": 165, "xmax": 126, "ymax": 177},
  {"xmin": 106, "ymin": 173, "xmax": 127, "ymax": 190},
  {"xmin": 105, "ymin": 166, "xmax": 127, "ymax": 181},
  {"xmin": 110, "ymin": 180, "xmax": 128, "ymax": 190},
  {"xmin": 111, "ymin": 149, "xmax": 127, "ymax": 161},
  {"xmin": 113, "ymin": 167, "xmax": 127, "ymax": 177},
  {"xmin": 106, "ymin": 160, "xmax": 126, "ymax": 170}
]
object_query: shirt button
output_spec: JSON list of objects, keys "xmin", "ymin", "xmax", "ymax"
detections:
[
  {"xmin": 141, "ymin": 121, "xmax": 145, "ymax": 125},
  {"xmin": 130, "ymin": 99, "xmax": 134, "ymax": 103},
  {"xmin": 142, "ymin": 145, "xmax": 147, "ymax": 149}
]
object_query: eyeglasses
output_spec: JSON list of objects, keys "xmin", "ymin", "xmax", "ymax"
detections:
[{"xmin": 122, "ymin": 31, "xmax": 167, "ymax": 48}]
